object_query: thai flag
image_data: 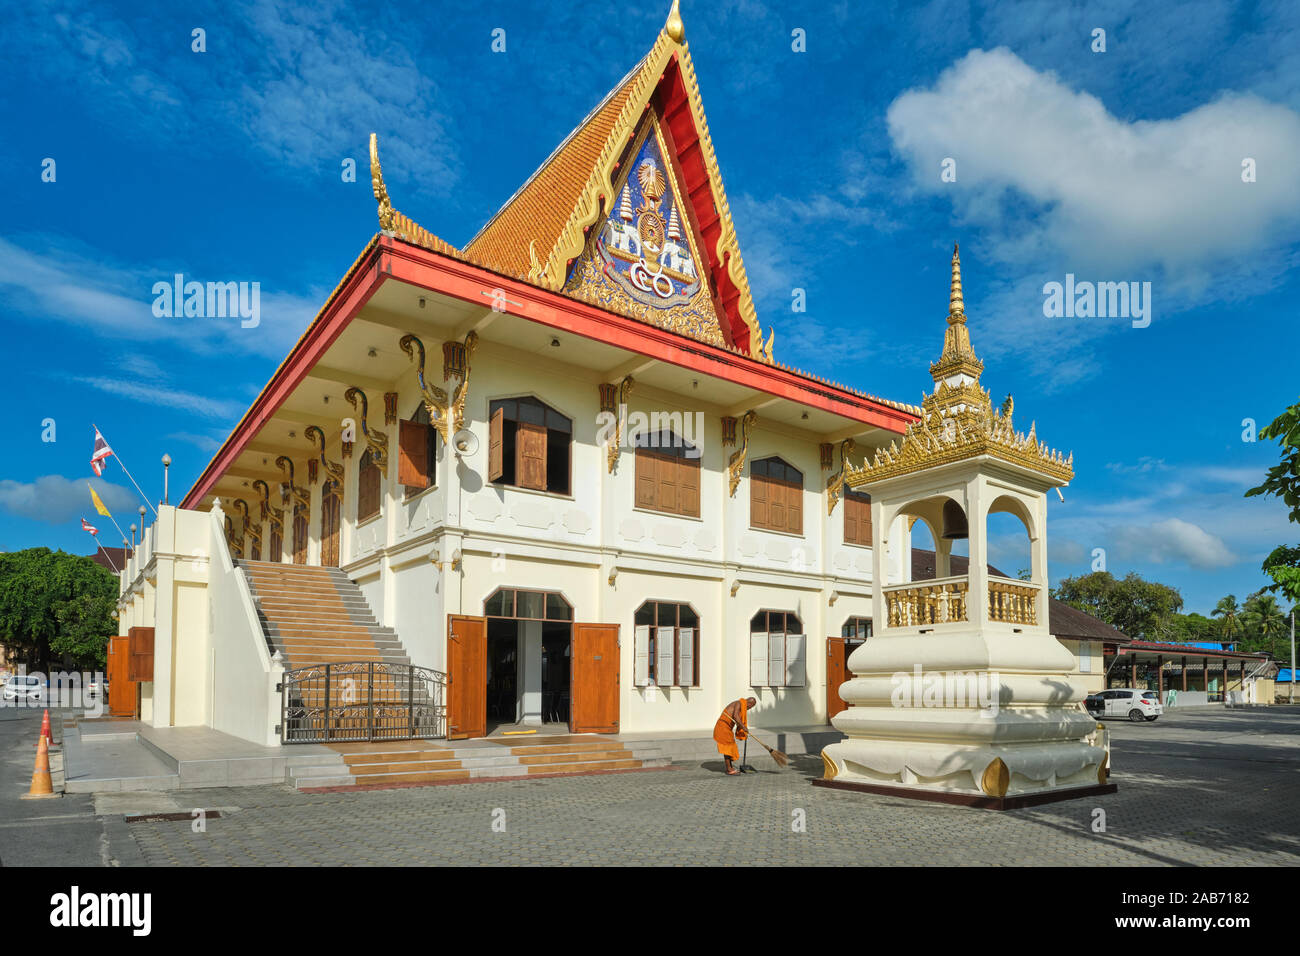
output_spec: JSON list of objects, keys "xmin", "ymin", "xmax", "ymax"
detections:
[
  {"xmin": 90, "ymin": 427, "xmax": 114, "ymax": 477},
  {"xmin": 81, "ymin": 518, "xmax": 98, "ymax": 536}
]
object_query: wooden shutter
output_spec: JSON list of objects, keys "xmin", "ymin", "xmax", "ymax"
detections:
[
  {"xmin": 635, "ymin": 449, "xmax": 657, "ymax": 509},
  {"xmin": 516, "ymin": 421, "xmax": 547, "ymax": 490},
  {"xmin": 488, "ymin": 406, "xmax": 504, "ymax": 481},
  {"xmin": 678, "ymin": 628, "xmax": 695, "ymax": 687},
  {"xmin": 128, "ymin": 626, "xmax": 154, "ymax": 682},
  {"xmin": 788, "ymin": 480, "xmax": 803, "ymax": 535},
  {"xmin": 656, "ymin": 453, "xmax": 678, "ymax": 514},
  {"xmin": 679, "ymin": 459, "xmax": 700, "ymax": 517},
  {"xmin": 785, "ymin": 634, "xmax": 806, "ymax": 687},
  {"xmin": 634, "ymin": 625, "xmax": 651, "ymax": 687},
  {"xmin": 398, "ymin": 420, "xmax": 429, "ymax": 488},
  {"xmin": 751, "ymin": 474, "xmax": 769, "ymax": 529},
  {"xmin": 768, "ymin": 632, "xmax": 786, "ymax": 687},
  {"xmin": 358, "ymin": 460, "xmax": 381, "ymax": 520},
  {"xmin": 845, "ymin": 492, "xmax": 871, "ymax": 545},
  {"xmin": 656, "ymin": 626, "xmax": 675, "ymax": 687},
  {"xmin": 750, "ymin": 632, "xmax": 768, "ymax": 687},
  {"xmin": 769, "ymin": 478, "xmax": 786, "ymax": 531}
]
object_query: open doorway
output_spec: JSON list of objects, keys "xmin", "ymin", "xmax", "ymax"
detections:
[{"xmin": 484, "ymin": 587, "xmax": 573, "ymax": 736}]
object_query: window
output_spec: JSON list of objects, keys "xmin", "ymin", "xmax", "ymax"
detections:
[
  {"xmin": 484, "ymin": 587, "xmax": 573, "ymax": 621},
  {"xmin": 750, "ymin": 456, "xmax": 803, "ymax": 535},
  {"xmin": 843, "ymin": 489, "xmax": 872, "ymax": 546},
  {"xmin": 749, "ymin": 611, "xmax": 806, "ymax": 688},
  {"xmin": 488, "ymin": 396, "xmax": 572, "ymax": 494},
  {"xmin": 841, "ymin": 616, "xmax": 873, "ymax": 640},
  {"xmin": 633, "ymin": 601, "xmax": 699, "ymax": 687},
  {"xmin": 357, "ymin": 449, "xmax": 381, "ymax": 522},
  {"xmin": 633, "ymin": 430, "xmax": 700, "ymax": 517},
  {"xmin": 398, "ymin": 403, "xmax": 439, "ymax": 497}
]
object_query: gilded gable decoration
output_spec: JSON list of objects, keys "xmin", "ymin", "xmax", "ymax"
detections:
[{"xmin": 345, "ymin": 386, "xmax": 390, "ymax": 477}]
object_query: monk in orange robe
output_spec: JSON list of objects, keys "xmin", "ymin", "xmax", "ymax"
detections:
[{"xmin": 714, "ymin": 697, "xmax": 757, "ymax": 775}]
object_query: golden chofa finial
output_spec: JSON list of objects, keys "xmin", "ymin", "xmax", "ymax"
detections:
[
  {"xmin": 948, "ymin": 242, "xmax": 965, "ymax": 324},
  {"xmin": 666, "ymin": 0, "xmax": 685, "ymax": 43}
]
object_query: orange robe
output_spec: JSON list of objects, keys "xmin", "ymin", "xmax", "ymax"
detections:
[{"xmin": 713, "ymin": 699, "xmax": 749, "ymax": 760}]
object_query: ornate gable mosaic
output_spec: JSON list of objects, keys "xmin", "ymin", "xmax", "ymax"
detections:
[{"xmin": 564, "ymin": 118, "xmax": 727, "ymax": 347}]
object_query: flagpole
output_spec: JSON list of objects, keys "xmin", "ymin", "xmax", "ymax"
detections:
[
  {"xmin": 94, "ymin": 541, "xmax": 120, "ymax": 574},
  {"xmin": 93, "ymin": 424, "xmax": 158, "ymax": 517},
  {"xmin": 88, "ymin": 483, "xmax": 130, "ymax": 542}
]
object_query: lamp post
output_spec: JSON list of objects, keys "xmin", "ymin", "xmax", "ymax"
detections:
[
  {"xmin": 129, "ymin": 524, "xmax": 137, "ymax": 548},
  {"xmin": 162, "ymin": 453, "xmax": 172, "ymax": 506}
]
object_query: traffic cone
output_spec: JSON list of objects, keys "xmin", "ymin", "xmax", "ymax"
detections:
[
  {"xmin": 22, "ymin": 734, "xmax": 57, "ymax": 799},
  {"xmin": 40, "ymin": 708, "xmax": 52, "ymax": 744}
]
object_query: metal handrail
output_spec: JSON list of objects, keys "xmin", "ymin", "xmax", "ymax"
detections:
[{"xmin": 280, "ymin": 661, "xmax": 447, "ymax": 744}]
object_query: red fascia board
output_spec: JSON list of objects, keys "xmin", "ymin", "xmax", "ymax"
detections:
[
  {"xmin": 1116, "ymin": 642, "xmax": 1266, "ymax": 660},
  {"xmin": 179, "ymin": 247, "xmax": 385, "ymax": 509},
  {"xmin": 378, "ymin": 237, "xmax": 914, "ymax": 433}
]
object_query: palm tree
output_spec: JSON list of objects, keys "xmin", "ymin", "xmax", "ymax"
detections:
[
  {"xmin": 1244, "ymin": 595, "xmax": 1287, "ymax": 658},
  {"xmin": 1211, "ymin": 595, "xmax": 1241, "ymax": 645}
]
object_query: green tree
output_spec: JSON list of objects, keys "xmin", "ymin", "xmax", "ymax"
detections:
[
  {"xmin": 1053, "ymin": 570, "xmax": 1184, "ymax": 640},
  {"xmin": 0, "ymin": 548, "xmax": 117, "ymax": 669},
  {"xmin": 1211, "ymin": 595, "xmax": 1242, "ymax": 642},
  {"xmin": 1246, "ymin": 397, "xmax": 1300, "ymax": 523},
  {"xmin": 1242, "ymin": 593, "xmax": 1287, "ymax": 658}
]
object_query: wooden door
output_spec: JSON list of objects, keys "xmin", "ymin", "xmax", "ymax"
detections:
[
  {"xmin": 516, "ymin": 421, "xmax": 547, "ymax": 490},
  {"xmin": 321, "ymin": 491, "xmax": 341, "ymax": 567},
  {"xmin": 446, "ymin": 614, "xmax": 487, "ymax": 739},
  {"xmin": 571, "ymin": 623, "xmax": 619, "ymax": 734},
  {"xmin": 107, "ymin": 635, "xmax": 136, "ymax": 717},
  {"xmin": 292, "ymin": 505, "xmax": 308, "ymax": 565},
  {"xmin": 827, "ymin": 636, "xmax": 848, "ymax": 721}
]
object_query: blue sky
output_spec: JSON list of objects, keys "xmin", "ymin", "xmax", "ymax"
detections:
[{"xmin": 2, "ymin": 0, "xmax": 1298, "ymax": 616}]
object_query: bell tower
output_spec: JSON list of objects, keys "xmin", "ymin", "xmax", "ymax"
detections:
[{"xmin": 817, "ymin": 245, "xmax": 1113, "ymax": 807}]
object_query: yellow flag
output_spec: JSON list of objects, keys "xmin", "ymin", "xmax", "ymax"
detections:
[{"xmin": 88, "ymin": 483, "xmax": 112, "ymax": 517}]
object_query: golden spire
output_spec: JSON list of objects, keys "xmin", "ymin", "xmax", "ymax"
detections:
[
  {"xmin": 948, "ymin": 242, "xmax": 965, "ymax": 324},
  {"xmin": 665, "ymin": 0, "xmax": 685, "ymax": 44}
]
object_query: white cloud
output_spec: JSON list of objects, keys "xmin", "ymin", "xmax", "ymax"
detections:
[
  {"xmin": 0, "ymin": 476, "xmax": 137, "ymax": 525},
  {"xmin": 886, "ymin": 48, "xmax": 1300, "ymax": 287},
  {"xmin": 75, "ymin": 378, "xmax": 246, "ymax": 422},
  {"xmin": 1112, "ymin": 517, "xmax": 1238, "ymax": 570}
]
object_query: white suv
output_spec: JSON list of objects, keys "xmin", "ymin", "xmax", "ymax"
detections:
[
  {"xmin": 1096, "ymin": 688, "xmax": 1163, "ymax": 722},
  {"xmin": 2, "ymin": 675, "xmax": 45, "ymax": 704}
]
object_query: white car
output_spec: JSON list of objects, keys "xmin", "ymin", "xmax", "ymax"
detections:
[
  {"xmin": 2, "ymin": 675, "xmax": 46, "ymax": 704},
  {"xmin": 1096, "ymin": 688, "xmax": 1163, "ymax": 722}
]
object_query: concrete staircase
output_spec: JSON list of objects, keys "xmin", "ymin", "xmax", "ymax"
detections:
[
  {"xmin": 291, "ymin": 736, "xmax": 673, "ymax": 790},
  {"xmin": 238, "ymin": 561, "xmax": 407, "ymax": 667}
]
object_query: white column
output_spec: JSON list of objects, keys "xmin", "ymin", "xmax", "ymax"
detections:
[{"xmin": 520, "ymin": 619, "xmax": 542, "ymax": 724}]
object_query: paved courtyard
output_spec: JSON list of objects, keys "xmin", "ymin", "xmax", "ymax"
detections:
[{"xmin": 4, "ymin": 707, "xmax": 1298, "ymax": 866}]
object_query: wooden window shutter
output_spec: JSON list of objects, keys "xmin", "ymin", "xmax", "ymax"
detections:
[
  {"xmin": 844, "ymin": 495, "xmax": 859, "ymax": 544},
  {"xmin": 768, "ymin": 632, "xmax": 787, "ymax": 687},
  {"xmin": 749, "ymin": 632, "xmax": 768, "ymax": 687},
  {"xmin": 358, "ymin": 459, "xmax": 381, "ymax": 520},
  {"xmin": 751, "ymin": 474, "xmax": 769, "ymax": 529},
  {"xmin": 769, "ymin": 479, "xmax": 787, "ymax": 532},
  {"xmin": 634, "ymin": 625, "xmax": 651, "ymax": 687},
  {"xmin": 656, "ymin": 453, "xmax": 678, "ymax": 514},
  {"xmin": 488, "ymin": 406, "xmax": 505, "ymax": 481},
  {"xmin": 635, "ymin": 448, "xmax": 657, "ymax": 509},
  {"xmin": 679, "ymin": 459, "xmax": 700, "ymax": 517},
  {"xmin": 860, "ymin": 495, "xmax": 872, "ymax": 544},
  {"xmin": 516, "ymin": 421, "xmax": 547, "ymax": 490},
  {"xmin": 656, "ymin": 626, "xmax": 675, "ymax": 687},
  {"xmin": 398, "ymin": 419, "xmax": 429, "ymax": 488},
  {"xmin": 678, "ymin": 628, "xmax": 695, "ymax": 686},
  {"xmin": 128, "ymin": 626, "xmax": 154, "ymax": 682},
  {"xmin": 785, "ymin": 634, "xmax": 806, "ymax": 687},
  {"xmin": 788, "ymin": 481, "xmax": 803, "ymax": 535}
]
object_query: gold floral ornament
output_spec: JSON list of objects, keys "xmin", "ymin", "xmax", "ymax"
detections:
[
  {"xmin": 344, "ymin": 386, "xmax": 389, "ymax": 476},
  {"xmin": 727, "ymin": 410, "xmax": 757, "ymax": 498},
  {"xmin": 305, "ymin": 425, "xmax": 345, "ymax": 489},
  {"xmin": 847, "ymin": 244, "xmax": 1073, "ymax": 488},
  {"xmin": 604, "ymin": 375, "xmax": 635, "ymax": 474},
  {"xmin": 251, "ymin": 479, "xmax": 284, "ymax": 535},
  {"xmin": 398, "ymin": 331, "xmax": 478, "ymax": 442},
  {"xmin": 275, "ymin": 457, "xmax": 310, "ymax": 509},
  {"xmin": 825, "ymin": 438, "xmax": 857, "ymax": 516}
]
